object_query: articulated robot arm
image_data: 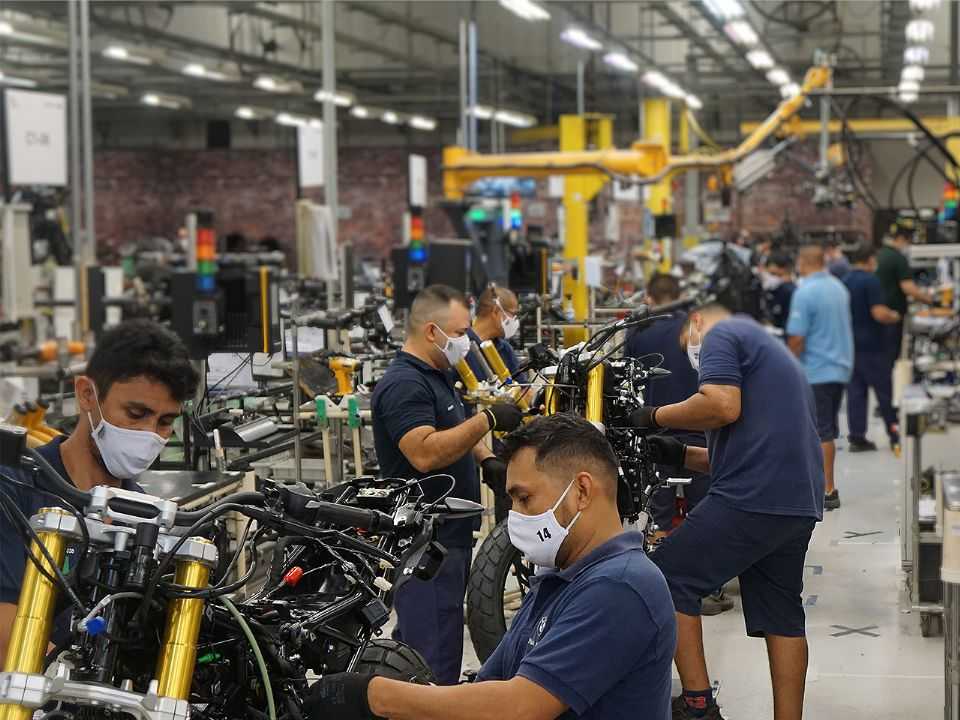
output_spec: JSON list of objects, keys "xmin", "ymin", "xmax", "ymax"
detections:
[{"xmin": 442, "ymin": 65, "xmax": 831, "ymax": 199}]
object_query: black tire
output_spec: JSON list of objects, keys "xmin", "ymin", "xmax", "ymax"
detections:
[
  {"xmin": 466, "ymin": 521, "xmax": 532, "ymax": 663},
  {"xmin": 353, "ymin": 639, "xmax": 435, "ymax": 684}
]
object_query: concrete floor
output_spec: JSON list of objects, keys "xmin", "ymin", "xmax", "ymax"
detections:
[{"xmin": 449, "ymin": 408, "xmax": 949, "ymax": 719}]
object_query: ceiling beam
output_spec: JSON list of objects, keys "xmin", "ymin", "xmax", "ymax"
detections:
[
  {"xmin": 229, "ymin": 2, "xmax": 441, "ymax": 73},
  {"xmin": 341, "ymin": 1, "xmax": 576, "ymax": 99},
  {"xmin": 650, "ymin": 2, "xmax": 747, "ymax": 81}
]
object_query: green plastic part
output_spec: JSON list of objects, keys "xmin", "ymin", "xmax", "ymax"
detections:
[
  {"xmin": 347, "ymin": 396, "xmax": 361, "ymax": 429},
  {"xmin": 316, "ymin": 396, "xmax": 329, "ymax": 427}
]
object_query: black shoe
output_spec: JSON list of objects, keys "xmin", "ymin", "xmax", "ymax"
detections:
[
  {"xmin": 701, "ymin": 590, "xmax": 735, "ymax": 616},
  {"xmin": 671, "ymin": 696, "xmax": 727, "ymax": 720},
  {"xmin": 848, "ymin": 437, "xmax": 878, "ymax": 453},
  {"xmin": 824, "ymin": 489, "xmax": 841, "ymax": 511}
]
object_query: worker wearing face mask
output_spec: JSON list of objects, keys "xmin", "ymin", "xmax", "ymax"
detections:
[
  {"xmin": 630, "ymin": 302, "xmax": 824, "ymax": 720},
  {"xmin": 466, "ymin": 283, "xmax": 523, "ymax": 378},
  {"xmin": 0, "ymin": 319, "xmax": 199, "ymax": 666},
  {"xmin": 371, "ymin": 285, "xmax": 524, "ymax": 685},
  {"xmin": 305, "ymin": 414, "xmax": 676, "ymax": 720}
]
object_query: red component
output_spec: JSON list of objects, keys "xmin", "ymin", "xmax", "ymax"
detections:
[{"xmin": 282, "ymin": 566, "xmax": 304, "ymax": 587}]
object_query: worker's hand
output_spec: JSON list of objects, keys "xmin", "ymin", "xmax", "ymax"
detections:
[
  {"xmin": 483, "ymin": 403, "xmax": 524, "ymax": 432},
  {"xmin": 304, "ymin": 673, "xmax": 382, "ymax": 720},
  {"xmin": 629, "ymin": 406, "xmax": 661, "ymax": 431},
  {"xmin": 646, "ymin": 436, "xmax": 687, "ymax": 468},
  {"xmin": 481, "ymin": 457, "xmax": 508, "ymax": 495}
]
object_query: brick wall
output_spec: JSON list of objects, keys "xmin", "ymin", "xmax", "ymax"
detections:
[{"xmin": 92, "ymin": 138, "xmax": 882, "ymax": 265}]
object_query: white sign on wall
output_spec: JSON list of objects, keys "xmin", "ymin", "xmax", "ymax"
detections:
[
  {"xmin": 6, "ymin": 89, "xmax": 66, "ymax": 186},
  {"xmin": 297, "ymin": 123, "xmax": 324, "ymax": 188},
  {"xmin": 409, "ymin": 154, "xmax": 427, "ymax": 208},
  {"xmin": 613, "ymin": 178, "xmax": 641, "ymax": 202},
  {"xmin": 548, "ymin": 175, "xmax": 565, "ymax": 198}
]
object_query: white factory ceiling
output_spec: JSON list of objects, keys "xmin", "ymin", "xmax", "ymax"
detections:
[{"xmin": 0, "ymin": 1, "xmax": 955, "ymax": 144}]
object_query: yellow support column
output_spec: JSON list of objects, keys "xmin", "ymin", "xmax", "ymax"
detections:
[
  {"xmin": 644, "ymin": 99, "xmax": 672, "ymax": 215},
  {"xmin": 560, "ymin": 114, "xmax": 612, "ymax": 344},
  {"xmin": 643, "ymin": 99, "xmax": 672, "ymax": 276}
]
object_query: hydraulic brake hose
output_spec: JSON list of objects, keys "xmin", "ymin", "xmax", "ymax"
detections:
[{"xmin": 220, "ymin": 596, "xmax": 277, "ymax": 720}]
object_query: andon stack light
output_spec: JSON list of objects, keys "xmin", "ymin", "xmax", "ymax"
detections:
[
  {"xmin": 409, "ymin": 208, "xmax": 427, "ymax": 264},
  {"xmin": 509, "ymin": 192, "xmax": 523, "ymax": 231},
  {"xmin": 196, "ymin": 225, "xmax": 217, "ymax": 293},
  {"xmin": 942, "ymin": 183, "xmax": 959, "ymax": 223}
]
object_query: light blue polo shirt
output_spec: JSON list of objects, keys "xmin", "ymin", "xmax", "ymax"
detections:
[{"xmin": 786, "ymin": 270, "xmax": 854, "ymax": 385}]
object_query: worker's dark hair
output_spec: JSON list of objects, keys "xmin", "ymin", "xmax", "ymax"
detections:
[
  {"xmin": 849, "ymin": 244, "xmax": 876, "ymax": 265},
  {"xmin": 767, "ymin": 250, "xmax": 793, "ymax": 270},
  {"xmin": 502, "ymin": 413, "xmax": 619, "ymax": 493},
  {"xmin": 646, "ymin": 273, "xmax": 681, "ymax": 304},
  {"xmin": 892, "ymin": 223, "xmax": 914, "ymax": 242},
  {"xmin": 85, "ymin": 319, "xmax": 198, "ymax": 403},
  {"xmin": 407, "ymin": 284, "xmax": 469, "ymax": 332}
]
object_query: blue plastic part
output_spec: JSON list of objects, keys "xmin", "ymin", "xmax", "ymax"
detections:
[{"xmin": 86, "ymin": 616, "xmax": 106, "ymax": 636}]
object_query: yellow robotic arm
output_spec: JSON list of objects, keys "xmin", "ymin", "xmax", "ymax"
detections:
[{"xmin": 443, "ymin": 65, "xmax": 831, "ymax": 199}]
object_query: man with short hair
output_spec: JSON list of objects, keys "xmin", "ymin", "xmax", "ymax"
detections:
[
  {"xmin": 876, "ymin": 225, "xmax": 933, "ymax": 374},
  {"xmin": 763, "ymin": 251, "xmax": 796, "ymax": 334},
  {"xmin": 371, "ymin": 285, "xmax": 523, "ymax": 684},
  {"xmin": 786, "ymin": 244, "xmax": 853, "ymax": 511},
  {"xmin": 466, "ymin": 284, "xmax": 522, "ymax": 378},
  {"xmin": 0, "ymin": 319, "xmax": 199, "ymax": 665},
  {"xmin": 306, "ymin": 414, "xmax": 677, "ymax": 720},
  {"xmin": 844, "ymin": 245, "xmax": 902, "ymax": 452},
  {"xmin": 630, "ymin": 303, "xmax": 823, "ymax": 720}
]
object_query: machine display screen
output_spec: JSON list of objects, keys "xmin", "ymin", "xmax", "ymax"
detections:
[{"xmin": 467, "ymin": 177, "xmax": 537, "ymax": 198}]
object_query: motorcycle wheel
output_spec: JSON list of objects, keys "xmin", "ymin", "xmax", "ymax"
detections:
[
  {"xmin": 354, "ymin": 639, "xmax": 435, "ymax": 684},
  {"xmin": 466, "ymin": 521, "xmax": 532, "ymax": 663}
]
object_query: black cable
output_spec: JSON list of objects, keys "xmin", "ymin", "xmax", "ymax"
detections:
[
  {"xmin": 0, "ymin": 468, "xmax": 90, "ymax": 578},
  {"xmin": 0, "ymin": 483, "xmax": 87, "ymax": 613}
]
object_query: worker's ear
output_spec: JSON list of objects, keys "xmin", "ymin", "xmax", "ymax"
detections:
[
  {"xmin": 74, "ymin": 375, "xmax": 98, "ymax": 414},
  {"xmin": 572, "ymin": 471, "xmax": 597, "ymax": 511}
]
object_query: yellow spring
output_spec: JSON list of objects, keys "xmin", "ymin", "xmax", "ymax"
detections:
[
  {"xmin": 155, "ymin": 551, "xmax": 212, "ymax": 700},
  {"xmin": 0, "ymin": 518, "xmax": 69, "ymax": 720}
]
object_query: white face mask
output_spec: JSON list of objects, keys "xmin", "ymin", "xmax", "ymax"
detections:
[
  {"xmin": 687, "ymin": 324, "xmax": 702, "ymax": 371},
  {"xmin": 501, "ymin": 313, "xmax": 520, "ymax": 339},
  {"xmin": 508, "ymin": 478, "xmax": 582, "ymax": 569},
  {"xmin": 432, "ymin": 325, "xmax": 471, "ymax": 366},
  {"xmin": 762, "ymin": 272, "xmax": 784, "ymax": 291},
  {"xmin": 87, "ymin": 385, "xmax": 167, "ymax": 480},
  {"xmin": 496, "ymin": 299, "xmax": 520, "ymax": 339}
]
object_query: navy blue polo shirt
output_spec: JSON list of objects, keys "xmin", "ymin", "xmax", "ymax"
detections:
[
  {"xmin": 699, "ymin": 317, "xmax": 824, "ymax": 519},
  {"xmin": 0, "ymin": 436, "xmax": 141, "ymax": 644},
  {"xmin": 765, "ymin": 282, "xmax": 795, "ymax": 332},
  {"xmin": 625, "ymin": 311, "xmax": 705, "ymax": 448},
  {"xmin": 465, "ymin": 328, "xmax": 520, "ymax": 381},
  {"xmin": 371, "ymin": 351, "xmax": 479, "ymax": 548},
  {"xmin": 843, "ymin": 268, "xmax": 887, "ymax": 353},
  {"xmin": 477, "ymin": 532, "xmax": 675, "ymax": 720}
]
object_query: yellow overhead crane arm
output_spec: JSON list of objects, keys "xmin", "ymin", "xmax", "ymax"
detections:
[{"xmin": 442, "ymin": 64, "xmax": 831, "ymax": 199}]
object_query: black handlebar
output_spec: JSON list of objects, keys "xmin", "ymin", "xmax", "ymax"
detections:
[{"xmin": 311, "ymin": 500, "xmax": 394, "ymax": 532}]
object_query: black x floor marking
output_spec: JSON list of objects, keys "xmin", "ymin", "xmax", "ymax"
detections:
[
  {"xmin": 843, "ymin": 531, "xmax": 883, "ymax": 539},
  {"xmin": 830, "ymin": 624, "xmax": 880, "ymax": 638}
]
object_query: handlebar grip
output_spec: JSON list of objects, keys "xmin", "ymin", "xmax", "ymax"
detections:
[
  {"xmin": 311, "ymin": 500, "xmax": 394, "ymax": 532},
  {"xmin": 108, "ymin": 497, "xmax": 161, "ymax": 519}
]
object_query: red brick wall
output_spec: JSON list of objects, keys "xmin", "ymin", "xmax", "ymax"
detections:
[
  {"xmin": 92, "ymin": 138, "xmax": 876, "ymax": 265},
  {"xmin": 94, "ymin": 146, "xmax": 453, "ymax": 262}
]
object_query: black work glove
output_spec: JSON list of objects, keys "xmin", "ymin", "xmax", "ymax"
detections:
[
  {"xmin": 629, "ymin": 406, "xmax": 661, "ymax": 431},
  {"xmin": 304, "ymin": 673, "xmax": 382, "ymax": 720},
  {"xmin": 483, "ymin": 402, "xmax": 524, "ymax": 432},
  {"xmin": 481, "ymin": 457, "xmax": 508, "ymax": 495},
  {"xmin": 647, "ymin": 436, "xmax": 687, "ymax": 468}
]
